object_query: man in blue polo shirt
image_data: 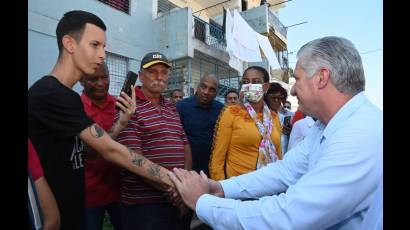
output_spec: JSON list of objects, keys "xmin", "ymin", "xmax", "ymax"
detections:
[{"xmin": 176, "ymin": 74, "xmax": 224, "ymax": 176}]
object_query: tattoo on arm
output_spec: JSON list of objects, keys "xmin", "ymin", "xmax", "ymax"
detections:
[
  {"xmin": 128, "ymin": 148, "xmax": 145, "ymax": 166},
  {"xmin": 89, "ymin": 124, "xmax": 105, "ymax": 138},
  {"xmin": 148, "ymin": 164, "xmax": 161, "ymax": 178}
]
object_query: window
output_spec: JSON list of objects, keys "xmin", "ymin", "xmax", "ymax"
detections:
[
  {"xmin": 157, "ymin": 0, "xmax": 178, "ymax": 14},
  {"xmin": 241, "ymin": 0, "xmax": 248, "ymax": 11},
  {"xmin": 209, "ymin": 19, "xmax": 224, "ymax": 42},
  {"xmin": 194, "ymin": 17, "xmax": 206, "ymax": 42},
  {"xmin": 98, "ymin": 0, "xmax": 130, "ymax": 14},
  {"xmin": 106, "ymin": 52, "xmax": 129, "ymax": 97}
]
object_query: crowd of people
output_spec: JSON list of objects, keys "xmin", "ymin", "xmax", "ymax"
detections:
[{"xmin": 28, "ymin": 10, "xmax": 382, "ymax": 230}]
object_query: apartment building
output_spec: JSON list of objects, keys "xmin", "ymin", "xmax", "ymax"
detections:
[{"xmin": 28, "ymin": 0, "xmax": 289, "ymax": 100}]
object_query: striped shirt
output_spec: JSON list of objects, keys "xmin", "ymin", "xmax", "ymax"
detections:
[{"xmin": 116, "ymin": 87, "xmax": 188, "ymax": 204}]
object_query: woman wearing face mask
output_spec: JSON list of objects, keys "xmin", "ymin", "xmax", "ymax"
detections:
[{"xmin": 209, "ymin": 66, "xmax": 282, "ymax": 180}]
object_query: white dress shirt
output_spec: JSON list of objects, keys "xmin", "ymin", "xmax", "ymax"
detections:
[
  {"xmin": 196, "ymin": 92, "xmax": 383, "ymax": 230},
  {"xmin": 288, "ymin": 116, "xmax": 315, "ymax": 151}
]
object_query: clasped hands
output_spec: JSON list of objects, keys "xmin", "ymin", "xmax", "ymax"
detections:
[{"xmin": 164, "ymin": 168, "xmax": 224, "ymax": 213}]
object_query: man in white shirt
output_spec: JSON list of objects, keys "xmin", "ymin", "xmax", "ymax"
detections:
[
  {"xmin": 168, "ymin": 36, "xmax": 382, "ymax": 230},
  {"xmin": 287, "ymin": 116, "xmax": 316, "ymax": 151}
]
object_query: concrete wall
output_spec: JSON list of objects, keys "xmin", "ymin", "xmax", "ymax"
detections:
[
  {"xmin": 28, "ymin": 0, "xmax": 158, "ymax": 92},
  {"xmin": 152, "ymin": 7, "xmax": 192, "ymax": 60},
  {"xmin": 240, "ymin": 5, "xmax": 268, "ymax": 34}
]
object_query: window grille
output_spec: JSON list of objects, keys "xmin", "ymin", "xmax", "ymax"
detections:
[
  {"xmin": 158, "ymin": 0, "xmax": 178, "ymax": 14},
  {"xmin": 106, "ymin": 52, "xmax": 129, "ymax": 97},
  {"xmin": 209, "ymin": 19, "xmax": 224, "ymax": 42},
  {"xmin": 194, "ymin": 17, "xmax": 206, "ymax": 42},
  {"xmin": 98, "ymin": 0, "xmax": 130, "ymax": 14}
]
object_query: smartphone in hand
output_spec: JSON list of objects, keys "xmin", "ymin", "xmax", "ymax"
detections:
[
  {"xmin": 116, "ymin": 71, "xmax": 138, "ymax": 110},
  {"xmin": 121, "ymin": 71, "xmax": 138, "ymax": 97},
  {"xmin": 283, "ymin": 116, "xmax": 292, "ymax": 136},
  {"xmin": 284, "ymin": 116, "xmax": 291, "ymax": 126}
]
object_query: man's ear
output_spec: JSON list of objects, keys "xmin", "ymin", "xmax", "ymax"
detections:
[
  {"xmin": 62, "ymin": 35, "xmax": 76, "ymax": 54},
  {"xmin": 317, "ymin": 68, "xmax": 330, "ymax": 89}
]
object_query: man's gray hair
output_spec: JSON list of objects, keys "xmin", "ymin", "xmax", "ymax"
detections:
[
  {"xmin": 199, "ymin": 73, "xmax": 219, "ymax": 87},
  {"xmin": 297, "ymin": 36, "xmax": 365, "ymax": 95}
]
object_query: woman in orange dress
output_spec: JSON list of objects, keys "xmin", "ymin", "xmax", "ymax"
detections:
[{"xmin": 209, "ymin": 66, "xmax": 282, "ymax": 180}]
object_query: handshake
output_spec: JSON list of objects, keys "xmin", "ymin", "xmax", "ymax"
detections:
[{"xmin": 162, "ymin": 168, "xmax": 224, "ymax": 216}]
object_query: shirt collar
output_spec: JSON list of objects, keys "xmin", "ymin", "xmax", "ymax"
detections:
[
  {"xmin": 81, "ymin": 92, "xmax": 115, "ymax": 109},
  {"xmin": 305, "ymin": 116, "xmax": 316, "ymax": 127},
  {"xmin": 192, "ymin": 95, "xmax": 217, "ymax": 109},
  {"xmin": 321, "ymin": 92, "xmax": 367, "ymax": 140}
]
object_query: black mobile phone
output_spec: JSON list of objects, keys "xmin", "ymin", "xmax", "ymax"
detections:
[
  {"xmin": 120, "ymin": 71, "xmax": 138, "ymax": 97},
  {"xmin": 284, "ymin": 116, "xmax": 291, "ymax": 126},
  {"xmin": 283, "ymin": 116, "xmax": 292, "ymax": 135},
  {"xmin": 116, "ymin": 71, "xmax": 138, "ymax": 110}
]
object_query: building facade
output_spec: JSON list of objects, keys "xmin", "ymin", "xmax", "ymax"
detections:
[{"xmin": 28, "ymin": 0, "xmax": 289, "ymax": 101}]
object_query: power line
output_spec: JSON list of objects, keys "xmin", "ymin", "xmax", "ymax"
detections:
[
  {"xmin": 289, "ymin": 48, "xmax": 381, "ymax": 64},
  {"xmin": 285, "ymin": 21, "xmax": 308, "ymax": 28},
  {"xmin": 360, "ymin": 48, "xmax": 382, "ymax": 54},
  {"xmin": 193, "ymin": 0, "xmax": 231, "ymax": 14},
  {"xmin": 271, "ymin": 0, "xmax": 293, "ymax": 7}
]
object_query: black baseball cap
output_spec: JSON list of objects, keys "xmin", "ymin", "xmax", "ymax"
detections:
[{"xmin": 140, "ymin": 52, "xmax": 171, "ymax": 69}]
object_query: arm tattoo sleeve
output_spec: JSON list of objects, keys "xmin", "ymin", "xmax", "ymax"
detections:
[
  {"xmin": 89, "ymin": 124, "xmax": 105, "ymax": 138},
  {"xmin": 148, "ymin": 164, "xmax": 161, "ymax": 178},
  {"xmin": 128, "ymin": 148, "xmax": 145, "ymax": 166},
  {"xmin": 128, "ymin": 148, "xmax": 165, "ymax": 182}
]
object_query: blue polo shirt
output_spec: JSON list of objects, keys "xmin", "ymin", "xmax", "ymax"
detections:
[{"xmin": 176, "ymin": 96, "xmax": 224, "ymax": 175}]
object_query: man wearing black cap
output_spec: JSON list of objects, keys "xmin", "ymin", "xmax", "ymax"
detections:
[{"xmin": 116, "ymin": 52, "xmax": 192, "ymax": 230}]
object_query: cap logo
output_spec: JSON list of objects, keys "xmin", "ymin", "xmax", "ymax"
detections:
[{"xmin": 152, "ymin": 54, "xmax": 162, "ymax": 59}]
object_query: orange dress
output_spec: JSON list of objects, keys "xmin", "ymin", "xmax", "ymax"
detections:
[{"xmin": 209, "ymin": 105, "xmax": 282, "ymax": 180}]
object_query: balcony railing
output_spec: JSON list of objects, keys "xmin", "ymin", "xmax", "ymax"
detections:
[
  {"xmin": 267, "ymin": 10, "xmax": 287, "ymax": 39},
  {"xmin": 193, "ymin": 16, "xmax": 226, "ymax": 51}
]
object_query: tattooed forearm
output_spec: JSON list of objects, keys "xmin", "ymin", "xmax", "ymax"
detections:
[
  {"xmin": 148, "ymin": 164, "xmax": 161, "ymax": 178},
  {"xmin": 127, "ymin": 148, "xmax": 171, "ymax": 186},
  {"xmin": 128, "ymin": 148, "xmax": 145, "ymax": 166},
  {"xmin": 89, "ymin": 124, "xmax": 105, "ymax": 138}
]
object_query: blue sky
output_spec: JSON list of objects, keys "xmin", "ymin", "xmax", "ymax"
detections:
[{"xmin": 279, "ymin": 0, "xmax": 383, "ymax": 110}]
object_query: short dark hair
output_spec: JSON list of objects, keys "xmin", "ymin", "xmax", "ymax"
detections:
[
  {"xmin": 243, "ymin": 66, "xmax": 270, "ymax": 83},
  {"xmin": 266, "ymin": 82, "xmax": 288, "ymax": 100},
  {"xmin": 56, "ymin": 10, "xmax": 106, "ymax": 57},
  {"xmin": 224, "ymin": 88, "xmax": 239, "ymax": 99},
  {"xmin": 171, "ymin": 89, "xmax": 183, "ymax": 96}
]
